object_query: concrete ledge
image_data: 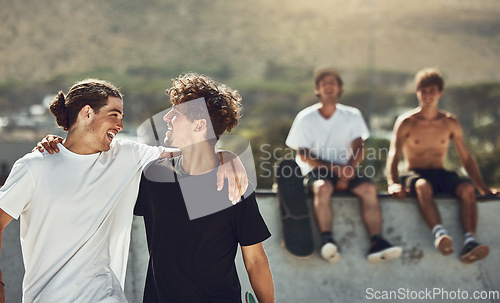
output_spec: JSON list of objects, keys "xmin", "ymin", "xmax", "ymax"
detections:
[
  {"xmin": 2, "ymin": 195, "xmax": 499, "ymax": 302},
  {"xmin": 245, "ymin": 195, "xmax": 500, "ymax": 303},
  {"xmin": 256, "ymin": 189, "xmax": 500, "ymax": 202},
  {"xmin": 128, "ymin": 194, "xmax": 500, "ymax": 302}
]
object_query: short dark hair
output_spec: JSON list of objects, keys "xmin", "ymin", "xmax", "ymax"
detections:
[
  {"xmin": 49, "ymin": 79, "xmax": 122, "ymax": 131},
  {"xmin": 314, "ymin": 67, "xmax": 344, "ymax": 89}
]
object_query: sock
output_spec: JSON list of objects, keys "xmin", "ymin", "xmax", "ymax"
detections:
[
  {"xmin": 370, "ymin": 234, "xmax": 383, "ymax": 246},
  {"xmin": 464, "ymin": 232, "xmax": 475, "ymax": 245},
  {"xmin": 321, "ymin": 232, "xmax": 333, "ymax": 244},
  {"xmin": 432, "ymin": 224, "xmax": 449, "ymax": 238}
]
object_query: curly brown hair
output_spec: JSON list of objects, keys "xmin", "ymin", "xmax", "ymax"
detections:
[
  {"xmin": 49, "ymin": 79, "xmax": 122, "ymax": 131},
  {"xmin": 166, "ymin": 73, "xmax": 242, "ymax": 139},
  {"xmin": 414, "ymin": 68, "xmax": 444, "ymax": 92}
]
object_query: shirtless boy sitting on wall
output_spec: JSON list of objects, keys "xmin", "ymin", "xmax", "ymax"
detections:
[{"xmin": 386, "ymin": 67, "xmax": 499, "ymax": 264}]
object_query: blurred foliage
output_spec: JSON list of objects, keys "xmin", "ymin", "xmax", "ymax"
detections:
[{"xmin": 362, "ymin": 137, "xmax": 391, "ymax": 192}]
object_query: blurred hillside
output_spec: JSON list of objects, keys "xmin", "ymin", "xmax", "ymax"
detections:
[
  {"xmin": 0, "ymin": 0, "xmax": 499, "ymax": 189},
  {"xmin": 1, "ymin": 0, "xmax": 500, "ymax": 84}
]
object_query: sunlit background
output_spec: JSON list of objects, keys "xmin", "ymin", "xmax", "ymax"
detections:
[{"xmin": 1, "ymin": 0, "xmax": 499, "ymax": 189}]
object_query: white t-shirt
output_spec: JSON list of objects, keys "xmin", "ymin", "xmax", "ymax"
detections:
[
  {"xmin": 0, "ymin": 139, "xmax": 162, "ymax": 303},
  {"xmin": 286, "ymin": 103, "xmax": 370, "ymax": 175}
]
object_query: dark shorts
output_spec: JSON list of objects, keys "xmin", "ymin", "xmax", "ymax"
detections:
[
  {"xmin": 307, "ymin": 168, "xmax": 372, "ymax": 192},
  {"xmin": 401, "ymin": 169, "xmax": 471, "ymax": 196}
]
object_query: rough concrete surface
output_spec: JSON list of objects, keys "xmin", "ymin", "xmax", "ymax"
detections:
[{"xmin": 1, "ymin": 196, "xmax": 499, "ymax": 302}]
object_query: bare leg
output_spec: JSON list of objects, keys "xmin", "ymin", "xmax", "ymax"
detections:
[
  {"xmin": 455, "ymin": 182, "xmax": 477, "ymax": 235},
  {"xmin": 414, "ymin": 178, "xmax": 441, "ymax": 230},
  {"xmin": 352, "ymin": 182, "xmax": 402, "ymax": 262},
  {"xmin": 313, "ymin": 180, "xmax": 342, "ymax": 263},
  {"xmin": 312, "ymin": 179, "xmax": 334, "ymax": 233},
  {"xmin": 350, "ymin": 182, "xmax": 382, "ymax": 237},
  {"xmin": 455, "ymin": 182, "xmax": 489, "ymax": 263}
]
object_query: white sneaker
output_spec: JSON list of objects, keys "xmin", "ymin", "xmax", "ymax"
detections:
[
  {"xmin": 321, "ymin": 242, "xmax": 341, "ymax": 263},
  {"xmin": 434, "ymin": 233, "xmax": 454, "ymax": 256}
]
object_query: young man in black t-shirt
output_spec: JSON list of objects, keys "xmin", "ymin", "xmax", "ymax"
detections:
[{"xmin": 135, "ymin": 73, "xmax": 275, "ymax": 303}]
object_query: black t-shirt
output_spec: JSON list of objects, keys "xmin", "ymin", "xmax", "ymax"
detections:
[{"xmin": 134, "ymin": 157, "xmax": 271, "ymax": 303}]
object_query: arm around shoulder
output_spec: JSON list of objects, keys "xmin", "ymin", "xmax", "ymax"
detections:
[
  {"xmin": 216, "ymin": 151, "xmax": 249, "ymax": 204},
  {"xmin": 32, "ymin": 135, "xmax": 64, "ymax": 154},
  {"xmin": 241, "ymin": 243, "xmax": 275, "ymax": 303}
]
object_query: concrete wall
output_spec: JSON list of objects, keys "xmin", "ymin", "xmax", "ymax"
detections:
[
  {"xmin": 248, "ymin": 195, "xmax": 500, "ymax": 303},
  {"xmin": 1, "ymin": 196, "xmax": 499, "ymax": 302}
]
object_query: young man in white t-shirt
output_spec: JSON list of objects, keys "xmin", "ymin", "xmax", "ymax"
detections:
[
  {"xmin": 286, "ymin": 67, "xmax": 402, "ymax": 263},
  {"xmin": 0, "ymin": 79, "xmax": 246, "ymax": 302}
]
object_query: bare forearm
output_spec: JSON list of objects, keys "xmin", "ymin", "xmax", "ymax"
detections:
[
  {"xmin": 298, "ymin": 149, "xmax": 346, "ymax": 177},
  {"xmin": 463, "ymin": 157, "xmax": 488, "ymax": 194},
  {"xmin": 247, "ymin": 260, "xmax": 275, "ymax": 303},
  {"xmin": 348, "ymin": 138, "xmax": 364, "ymax": 169},
  {"xmin": 217, "ymin": 150, "xmax": 237, "ymax": 163},
  {"xmin": 386, "ymin": 155, "xmax": 400, "ymax": 186}
]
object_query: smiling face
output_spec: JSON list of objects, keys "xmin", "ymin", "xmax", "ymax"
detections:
[
  {"xmin": 163, "ymin": 106, "xmax": 197, "ymax": 148},
  {"xmin": 416, "ymin": 84, "xmax": 443, "ymax": 107},
  {"xmin": 315, "ymin": 75, "xmax": 343, "ymax": 102},
  {"xmin": 86, "ymin": 96, "xmax": 124, "ymax": 152}
]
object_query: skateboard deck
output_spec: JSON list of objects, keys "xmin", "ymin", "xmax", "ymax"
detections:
[
  {"xmin": 245, "ymin": 291, "xmax": 257, "ymax": 303},
  {"xmin": 275, "ymin": 159, "xmax": 314, "ymax": 257}
]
